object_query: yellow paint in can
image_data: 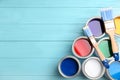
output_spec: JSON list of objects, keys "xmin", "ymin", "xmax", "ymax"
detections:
[{"xmin": 114, "ymin": 16, "xmax": 120, "ymax": 35}]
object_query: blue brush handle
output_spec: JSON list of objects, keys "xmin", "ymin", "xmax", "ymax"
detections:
[
  {"xmin": 102, "ymin": 59, "xmax": 109, "ymax": 69},
  {"xmin": 113, "ymin": 52, "xmax": 119, "ymax": 61}
]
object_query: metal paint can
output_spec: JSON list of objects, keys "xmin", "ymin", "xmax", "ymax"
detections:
[
  {"xmin": 106, "ymin": 60, "xmax": 120, "ymax": 80},
  {"xmin": 72, "ymin": 36, "xmax": 94, "ymax": 59},
  {"xmin": 97, "ymin": 37, "xmax": 114, "ymax": 60},
  {"xmin": 85, "ymin": 17, "xmax": 105, "ymax": 39},
  {"xmin": 58, "ymin": 56, "xmax": 81, "ymax": 78},
  {"xmin": 82, "ymin": 57, "xmax": 105, "ymax": 79}
]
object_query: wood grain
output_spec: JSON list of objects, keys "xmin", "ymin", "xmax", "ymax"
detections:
[{"xmin": 0, "ymin": 0, "xmax": 120, "ymax": 80}]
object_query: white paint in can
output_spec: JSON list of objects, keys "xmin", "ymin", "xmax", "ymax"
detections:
[{"xmin": 82, "ymin": 57, "xmax": 105, "ymax": 79}]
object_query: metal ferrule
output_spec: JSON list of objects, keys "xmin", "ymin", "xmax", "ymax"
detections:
[{"xmin": 104, "ymin": 20, "xmax": 115, "ymax": 30}]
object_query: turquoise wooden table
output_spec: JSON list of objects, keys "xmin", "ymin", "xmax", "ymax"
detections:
[{"xmin": 0, "ymin": 0, "xmax": 120, "ymax": 80}]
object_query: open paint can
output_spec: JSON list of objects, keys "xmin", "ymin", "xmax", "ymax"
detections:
[
  {"xmin": 82, "ymin": 57, "xmax": 105, "ymax": 79},
  {"xmin": 58, "ymin": 56, "xmax": 81, "ymax": 78},
  {"xmin": 85, "ymin": 17, "xmax": 105, "ymax": 39},
  {"xmin": 98, "ymin": 37, "xmax": 113, "ymax": 60},
  {"xmin": 72, "ymin": 36, "xmax": 94, "ymax": 59},
  {"xmin": 106, "ymin": 60, "xmax": 120, "ymax": 80},
  {"xmin": 114, "ymin": 16, "xmax": 120, "ymax": 37}
]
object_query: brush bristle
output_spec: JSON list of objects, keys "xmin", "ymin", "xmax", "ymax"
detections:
[
  {"xmin": 101, "ymin": 8, "xmax": 113, "ymax": 21},
  {"xmin": 83, "ymin": 27, "xmax": 93, "ymax": 37}
]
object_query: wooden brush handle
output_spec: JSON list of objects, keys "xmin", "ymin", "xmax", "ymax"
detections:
[
  {"xmin": 106, "ymin": 30, "xmax": 119, "ymax": 61},
  {"xmin": 94, "ymin": 43, "xmax": 110, "ymax": 68},
  {"xmin": 89, "ymin": 36, "xmax": 109, "ymax": 68},
  {"xmin": 107, "ymin": 30, "xmax": 119, "ymax": 53},
  {"xmin": 94, "ymin": 45, "xmax": 106, "ymax": 61},
  {"xmin": 110, "ymin": 35, "xmax": 119, "ymax": 53},
  {"xmin": 90, "ymin": 36, "xmax": 106, "ymax": 61}
]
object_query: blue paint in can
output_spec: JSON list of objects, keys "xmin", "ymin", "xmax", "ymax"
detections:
[
  {"xmin": 60, "ymin": 58, "xmax": 79, "ymax": 76},
  {"xmin": 108, "ymin": 61, "xmax": 120, "ymax": 79}
]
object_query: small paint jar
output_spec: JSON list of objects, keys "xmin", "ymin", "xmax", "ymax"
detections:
[
  {"xmin": 98, "ymin": 37, "xmax": 114, "ymax": 60},
  {"xmin": 85, "ymin": 17, "xmax": 105, "ymax": 39},
  {"xmin": 58, "ymin": 56, "xmax": 81, "ymax": 78},
  {"xmin": 72, "ymin": 36, "xmax": 94, "ymax": 59},
  {"xmin": 82, "ymin": 57, "xmax": 105, "ymax": 79},
  {"xmin": 105, "ymin": 60, "xmax": 120, "ymax": 80},
  {"xmin": 114, "ymin": 16, "xmax": 120, "ymax": 37}
]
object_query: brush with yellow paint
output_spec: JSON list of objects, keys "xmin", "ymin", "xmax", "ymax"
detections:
[{"xmin": 101, "ymin": 8, "xmax": 119, "ymax": 61}]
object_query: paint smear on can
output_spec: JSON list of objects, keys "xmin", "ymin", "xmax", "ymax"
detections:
[
  {"xmin": 60, "ymin": 58, "xmax": 79, "ymax": 76},
  {"xmin": 114, "ymin": 17, "xmax": 120, "ymax": 35},
  {"xmin": 108, "ymin": 61, "xmax": 120, "ymax": 79},
  {"xmin": 88, "ymin": 18, "xmax": 105, "ymax": 37},
  {"xmin": 74, "ymin": 39, "xmax": 92, "ymax": 57},
  {"xmin": 98, "ymin": 39, "xmax": 113, "ymax": 58},
  {"xmin": 84, "ymin": 58, "xmax": 103, "ymax": 78}
]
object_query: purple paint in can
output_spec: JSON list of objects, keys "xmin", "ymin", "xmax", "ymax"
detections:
[{"xmin": 88, "ymin": 18, "xmax": 105, "ymax": 38}]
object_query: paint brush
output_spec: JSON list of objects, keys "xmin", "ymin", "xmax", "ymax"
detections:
[
  {"xmin": 83, "ymin": 26, "xmax": 109, "ymax": 68},
  {"xmin": 101, "ymin": 8, "xmax": 119, "ymax": 61}
]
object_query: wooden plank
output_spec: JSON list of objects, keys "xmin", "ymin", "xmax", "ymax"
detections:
[
  {"xmin": 0, "ymin": 76, "xmax": 107, "ymax": 80},
  {"xmin": 0, "ymin": 58, "xmax": 107, "ymax": 80},
  {"xmin": 0, "ymin": 8, "xmax": 100, "ymax": 24},
  {"xmin": 0, "ymin": 42, "xmax": 73, "ymax": 58},
  {"xmin": 0, "ymin": 0, "xmax": 119, "ymax": 8},
  {"xmin": 0, "ymin": 58, "xmax": 58, "ymax": 75},
  {"xmin": 0, "ymin": 24, "xmax": 84, "ymax": 40},
  {"xmin": 0, "ymin": 40, "xmax": 119, "ymax": 59},
  {"xmin": 0, "ymin": 8, "xmax": 119, "ymax": 24}
]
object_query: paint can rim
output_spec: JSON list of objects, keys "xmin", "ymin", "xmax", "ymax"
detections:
[
  {"xmin": 82, "ymin": 57, "xmax": 105, "ymax": 79},
  {"xmin": 72, "ymin": 36, "xmax": 94, "ymax": 59},
  {"xmin": 97, "ymin": 37, "xmax": 114, "ymax": 60},
  {"xmin": 85, "ymin": 17, "xmax": 105, "ymax": 39},
  {"xmin": 105, "ymin": 60, "xmax": 116, "ymax": 80},
  {"xmin": 58, "ymin": 55, "xmax": 81, "ymax": 78}
]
